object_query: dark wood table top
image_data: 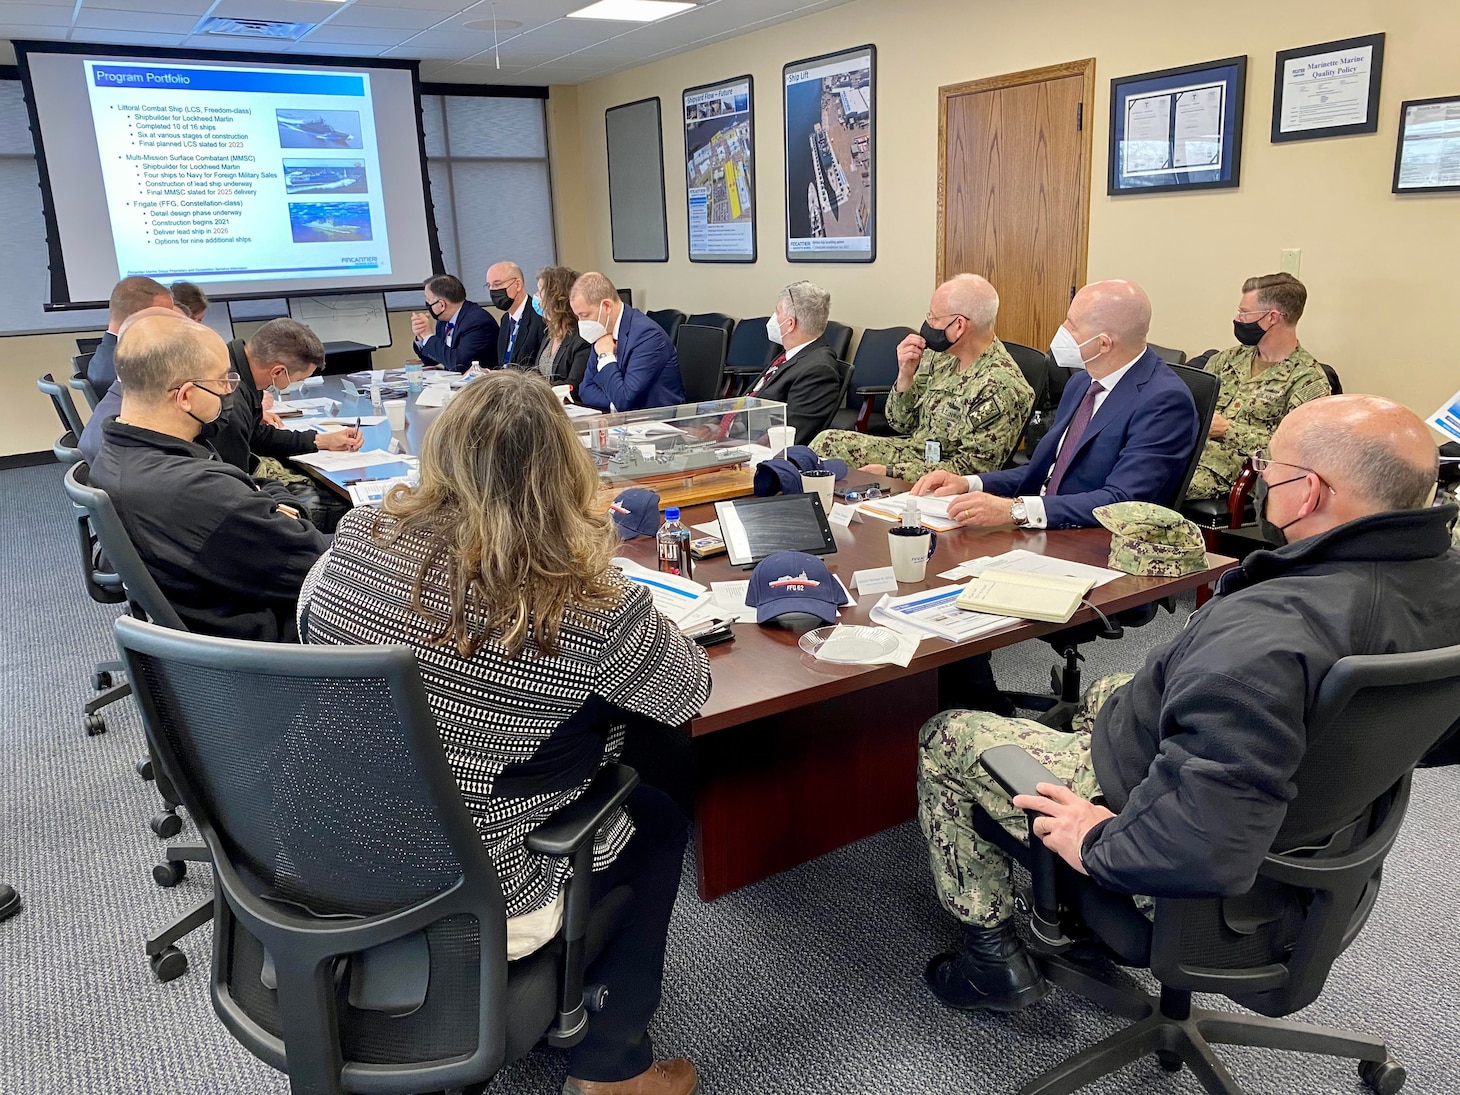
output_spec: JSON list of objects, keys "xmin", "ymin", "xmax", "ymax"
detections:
[{"xmin": 615, "ymin": 482, "xmax": 1236, "ymax": 734}]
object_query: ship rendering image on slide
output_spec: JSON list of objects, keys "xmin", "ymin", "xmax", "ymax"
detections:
[
  {"xmin": 276, "ymin": 110, "xmax": 363, "ymax": 149},
  {"xmin": 284, "ymin": 160, "xmax": 369, "ymax": 195},
  {"xmin": 288, "ymin": 201, "xmax": 373, "ymax": 243}
]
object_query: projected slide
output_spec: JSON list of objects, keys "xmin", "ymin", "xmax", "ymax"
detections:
[{"xmin": 82, "ymin": 61, "xmax": 392, "ymax": 287}]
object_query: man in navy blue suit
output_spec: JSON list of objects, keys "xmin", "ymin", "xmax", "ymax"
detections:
[
  {"xmin": 86, "ymin": 276, "xmax": 176, "ymax": 395},
  {"xmin": 911, "ymin": 280, "xmax": 1199, "ymax": 529},
  {"xmin": 410, "ymin": 274, "xmax": 499, "ymax": 373},
  {"xmin": 571, "ymin": 272, "xmax": 685, "ymax": 412}
]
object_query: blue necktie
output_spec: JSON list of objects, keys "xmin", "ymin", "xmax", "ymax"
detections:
[{"xmin": 505, "ymin": 317, "xmax": 518, "ymax": 363}]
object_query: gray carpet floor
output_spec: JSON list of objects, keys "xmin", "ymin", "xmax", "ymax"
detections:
[{"xmin": 3, "ymin": 460, "xmax": 1457, "ymax": 1095}]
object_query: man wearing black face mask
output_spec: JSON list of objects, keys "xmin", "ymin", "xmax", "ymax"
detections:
[
  {"xmin": 411, "ymin": 274, "xmax": 500, "ymax": 372},
  {"xmin": 486, "ymin": 260, "xmax": 546, "ymax": 368},
  {"xmin": 811, "ymin": 274, "xmax": 1033, "ymax": 481},
  {"xmin": 91, "ymin": 315, "xmax": 328, "ymax": 641},
  {"xmin": 1186, "ymin": 273, "xmax": 1330, "ymax": 500}
]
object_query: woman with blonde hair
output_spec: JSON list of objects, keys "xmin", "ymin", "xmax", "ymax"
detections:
[
  {"xmin": 536, "ymin": 264, "xmax": 592, "ymax": 389},
  {"xmin": 299, "ymin": 369, "xmax": 709, "ymax": 1095}
]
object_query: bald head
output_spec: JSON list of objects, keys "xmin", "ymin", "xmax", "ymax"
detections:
[
  {"xmin": 488, "ymin": 261, "xmax": 523, "ymax": 285},
  {"xmin": 571, "ymin": 271, "xmax": 617, "ymax": 309},
  {"xmin": 118, "ymin": 305, "xmax": 192, "ymax": 339},
  {"xmin": 1068, "ymin": 280, "xmax": 1151, "ymax": 347},
  {"xmin": 937, "ymin": 274, "xmax": 999, "ymax": 332},
  {"xmin": 1275, "ymin": 395, "xmax": 1437, "ymax": 514},
  {"xmin": 115, "ymin": 314, "xmax": 228, "ymax": 403}
]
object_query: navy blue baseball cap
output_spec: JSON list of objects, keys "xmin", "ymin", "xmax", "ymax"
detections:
[
  {"xmin": 746, "ymin": 551, "xmax": 849, "ymax": 624},
  {"xmin": 753, "ymin": 459, "xmax": 804, "ymax": 496},
  {"xmin": 785, "ymin": 445, "xmax": 849, "ymax": 481},
  {"xmin": 608, "ymin": 487, "xmax": 661, "ymax": 539}
]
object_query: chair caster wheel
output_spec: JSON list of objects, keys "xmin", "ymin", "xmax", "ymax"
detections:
[
  {"xmin": 1156, "ymin": 1050, "xmax": 1183, "ymax": 1073},
  {"xmin": 135, "ymin": 756, "xmax": 155, "ymax": 781},
  {"xmin": 85, "ymin": 714, "xmax": 106, "ymax": 736},
  {"xmin": 92, "ymin": 670, "xmax": 113, "ymax": 690},
  {"xmin": 150, "ymin": 946, "xmax": 188, "ymax": 983},
  {"xmin": 153, "ymin": 861, "xmax": 187, "ymax": 887},
  {"xmin": 150, "ymin": 812, "xmax": 183, "ymax": 839},
  {"xmin": 583, "ymin": 983, "xmax": 609, "ymax": 1012},
  {"xmin": 1359, "ymin": 1057, "xmax": 1406, "ymax": 1094}
]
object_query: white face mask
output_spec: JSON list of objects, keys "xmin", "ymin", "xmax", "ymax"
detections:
[
  {"xmin": 766, "ymin": 313, "xmax": 785, "ymax": 346},
  {"xmin": 271, "ymin": 372, "xmax": 306, "ymax": 397},
  {"xmin": 578, "ymin": 301, "xmax": 609, "ymax": 345},
  {"xmin": 1050, "ymin": 326, "xmax": 1103, "ymax": 371}
]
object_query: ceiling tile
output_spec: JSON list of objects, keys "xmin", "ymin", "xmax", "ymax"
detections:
[
  {"xmin": 81, "ymin": 0, "xmax": 215, "ymax": 14},
  {"xmin": 299, "ymin": 25, "xmax": 411, "ymax": 46},
  {"xmin": 0, "ymin": 5, "xmax": 75, "ymax": 29},
  {"xmin": 209, "ymin": 0, "xmax": 349, "ymax": 23},
  {"xmin": 322, "ymin": 6, "xmax": 448, "ymax": 31},
  {"xmin": 354, "ymin": 0, "xmax": 478, "ymax": 10},
  {"xmin": 74, "ymin": 10, "xmax": 201, "ymax": 33},
  {"xmin": 69, "ymin": 29, "xmax": 191, "ymax": 47}
]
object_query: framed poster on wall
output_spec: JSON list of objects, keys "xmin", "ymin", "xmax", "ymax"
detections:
[
  {"xmin": 783, "ymin": 44, "xmax": 875, "ymax": 262},
  {"xmin": 1392, "ymin": 95, "xmax": 1460, "ymax": 194},
  {"xmin": 682, "ymin": 75, "xmax": 756, "ymax": 263},
  {"xmin": 1271, "ymin": 33, "xmax": 1384, "ymax": 143},
  {"xmin": 1108, "ymin": 56, "xmax": 1247, "ymax": 195}
]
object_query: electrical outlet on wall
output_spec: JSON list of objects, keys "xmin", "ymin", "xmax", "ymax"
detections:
[{"xmin": 1280, "ymin": 249, "xmax": 1301, "ymax": 277}]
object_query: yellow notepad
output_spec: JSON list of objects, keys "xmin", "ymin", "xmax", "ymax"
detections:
[{"xmin": 954, "ymin": 568, "xmax": 1096, "ymax": 623}]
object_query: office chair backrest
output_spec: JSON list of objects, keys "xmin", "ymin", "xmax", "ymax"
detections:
[
  {"xmin": 1164, "ymin": 362, "xmax": 1221, "ymax": 507},
  {"xmin": 725, "ymin": 316, "xmax": 772, "ymax": 371},
  {"xmin": 685, "ymin": 311, "xmax": 735, "ymax": 342},
  {"xmin": 1148, "ymin": 644, "xmax": 1460, "ymax": 1016},
  {"xmin": 999, "ymin": 341, "xmax": 1051, "ymax": 410},
  {"xmin": 616, "ymin": 287, "xmax": 632, "ymax": 307},
  {"xmin": 1149, "ymin": 342, "xmax": 1188, "ymax": 365},
  {"xmin": 822, "ymin": 320, "xmax": 853, "ymax": 361},
  {"xmin": 54, "ymin": 431, "xmax": 84, "ymax": 468},
  {"xmin": 674, "ymin": 324, "xmax": 728, "ymax": 403},
  {"xmin": 1319, "ymin": 362, "xmax": 1342, "ymax": 394},
  {"xmin": 69, "ymin": 354, "xmax": 102, "ymax": 410},
  {"xmin": 848, "ymin": 326, "xmax": 913, "ymax": 411},
  {"xmin": 62, "ymin": 462, "xmax": 186, "ymax": 631},
  {"xmin": 38, "ymin": 373, "xmax": 87, "ymax": 438},
  {"xmin": 75, "ymin": 336, "xmax": 103, "ymax": 356},
  {"xmin": 810, "ymin": 359, "xmax": 856, "ymax": 438},
  {"xmin": 112, "ymin": 616, "xmax": 511, "ymax": 1093},
  {"xmin": 646, "ymin": 308, "xmax": 685, "ymax": 343}
]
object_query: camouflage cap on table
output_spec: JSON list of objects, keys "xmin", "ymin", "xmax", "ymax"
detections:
[{"xmin": 1093, "ymin": 501, "xmax": 1209, "ymax": 577}]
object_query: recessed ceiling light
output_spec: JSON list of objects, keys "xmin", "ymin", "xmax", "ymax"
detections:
[
  {"xmin": 462, "ymin": 19, "xmax": 525, "ymax": 31},
  {"xmin": 567, "ymin": 0, "xmax": 695, "ymax": 23}
]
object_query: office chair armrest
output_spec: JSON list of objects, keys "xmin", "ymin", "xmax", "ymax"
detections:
[
  {"xmin": 853, "ymin": 384, "xmax": 893, "ymax": 397},
  {"xmin": 1227, "ymin": 458, "xmax": 1260, "ymax": 529},
  {"xmin": 525, "ymin": 763, "xmax": 640, "ymax": 859},
  {"xmin": 979, "ymin": 745, "xmax": 1075, "ymax": 951}
]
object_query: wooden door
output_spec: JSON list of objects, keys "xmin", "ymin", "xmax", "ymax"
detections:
[{"xmin": 938, "ymin": 60, "xmax": 1095, "ymax": 352}]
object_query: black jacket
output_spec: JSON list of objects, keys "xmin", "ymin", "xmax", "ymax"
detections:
[
  {"xmin": 498, "ymin": 303, "xmax": 547, "ymax": 369},
  {"xmin": 1083, "ymin": 504, "xmax": 1460, "ymax": 899},
  {"xmin": 546, "ymin": 332, "xmax": 592, "ymax": 390},
  {"xmin": 417, "ymin": 300, "xmax": 499, "ymax": 372},
  {"xmin": 752, "ymin": 337, "xmax": 844, "ymax": 446},
  {"xmin": 92, "ymin": 419, "xmax": 329, "ymax": 640},
  {"xmin": 212, "ymin": 339, "xmax": 319, "ymax": 474}
]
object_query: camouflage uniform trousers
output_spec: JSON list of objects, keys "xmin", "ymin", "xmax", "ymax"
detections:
[
  {"xmin": 811, "ymin": 430, "xmax": 925, "ymax": 474},
  {"xmin": 917, "ymin": 673, "xmax": 1133, "ymax": 927}
]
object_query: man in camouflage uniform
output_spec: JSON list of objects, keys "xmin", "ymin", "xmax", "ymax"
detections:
[
  {"xmin": 916, "ymin": 399, "xmax": 1458, "ymax": 1014},
  {"xmin": 1186, "ymin": 273, "xmax": 1331, "ymax": 500},
  {"xmin": 810, "ymin": 274, "xmax": 1032, "ymax": 482}
]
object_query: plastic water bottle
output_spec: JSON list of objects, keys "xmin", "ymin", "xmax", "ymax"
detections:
[
  {"xmin": 657, "ymin": 507, "xmax": 692, "ymax": 580},
  {"xmin": 404, "ymin": 359, "xmax": 424, "ymax": 393}
]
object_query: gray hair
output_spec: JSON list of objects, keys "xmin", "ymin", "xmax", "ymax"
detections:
[
  {"xmin": 248, "ymin": 318, "xmax": 324, "ymax": 378},
  {"xmin": 944, "ymin": 274, "xmax": 999, "ymax": 331},
  {"xmin": 778, "ymin": 280, "xmax": 830, "ymax": 338}
]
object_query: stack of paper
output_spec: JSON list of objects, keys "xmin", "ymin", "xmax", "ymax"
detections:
[
  {"xmin": 939, "ymin": 548, "xmax": 1123, "ymax": 588},
  {"xmin": 611, "ymin": 557, "xmax": 711, "ymax": 625},
  {"xmin": 954, "ymin": 569, "xmax": 1095, "ymax": 623},
  {"xmin": 869, "ymin": 586, "xmax": 1011, "ymax": 643},
  {"xmin": 860, "ymin": 495, "xmax": 961, "ymax": 532},
  {"xmin": 291, "ymin": 449, "xmax": 405, "ymax": 472}
]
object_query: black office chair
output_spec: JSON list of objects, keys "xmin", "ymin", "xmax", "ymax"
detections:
[
  {"xmin": 805, "ymin": 359, "xmax": 856, "ymax": 439},
  {"xmin": 114, "ymin": 614, "xmax": 641, "ymax": 1091},
  {"xmin": 1007, "ymin": 363, "xmax": 1221, "ymax": 725},
  {"xmin": 75, "ymin": 335, "xmax": 103, "ymax": 356},
  {"xmin": 684, "ymin": 311, "xmax": 734, "ymax": 344},
  {"xmin": 38, "ymin": 372, "xmax": 87, "ymax": 439},
  {"xmin": 1000, "ymin": 342, "xmax": 1051, "ymax": 413},
  {"xmin": 975, "ymin": 642, "xmax": 1460, "ymax": 1095},
  {"xmin": 646, "ymin": 308, "xmax": 685, "ymax": 343},
  {"xmin": 1149, "ymin": 342, "xmax": 1188, "ymax": 365},
  {"xmin": 675, "ymin": 323, "xmax": 728, "ymax": 403},
  {"xmin": 823, "ymin": 320, "xmax": 853, "ymax": 362},
  {"xmin": 69, "ymin": 353, "xmax": 102, "ymax": 410},
  {"xmin": 723, "ymin": 316, "xmax": 773, "ymax": 391},
  {"xmin": 1320, "ymin": 362, "xmax": 1342, "ymax": 395},
  {"xmin": 830, "ymin": 325, "xmax": 913, "ymax": 434}
]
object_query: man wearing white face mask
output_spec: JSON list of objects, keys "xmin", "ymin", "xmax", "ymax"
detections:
[
  {"xmin": 743, "ymin": 281, "xmax": 843, "ymax": 445},
  {"xmin": 572, "ymin": 272, "xmax": 686, "ymax": 412},
  {"xmin": 911, "ymin": 280, "xmax": 1198, "ymax": 530}
]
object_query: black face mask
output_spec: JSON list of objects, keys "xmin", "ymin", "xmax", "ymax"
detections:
[
  {"xmin": 920, "ymin": 318, "xmax": 961, "ymax": 354},
  {"xmin": 489, "ymin": 288, "xmax": 515, "ymax": 312},
  {"xmin": 1233, "ymin": 318, "xmax": 1267, "ymax": 346},
  {"xmin": 1253, "ymin": 472, "xmax": 1304, "ymax": 545},
  {"xmin": 186, "ymin": 391, "xmax": 232, "ymax": 440}
]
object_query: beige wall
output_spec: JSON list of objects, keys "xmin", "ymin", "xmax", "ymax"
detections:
[{"xmin": 549, "ymin": 0, "xmax": 1459, "ymax": 434}]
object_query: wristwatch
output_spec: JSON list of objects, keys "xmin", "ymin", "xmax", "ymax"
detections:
[{"xmin": 1010, "ymin": 499, "xmax": 1028, "ymax": 525}]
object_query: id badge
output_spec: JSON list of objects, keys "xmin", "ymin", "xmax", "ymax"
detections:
[{"xmin": 924, "ymin": 439, "xmax": 941, "ymax": 464}]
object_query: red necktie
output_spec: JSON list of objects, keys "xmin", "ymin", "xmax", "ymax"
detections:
[
  {"xmin": 719, "ymin": 352, "xmax": 787, "ymax": 438},
  {"xmin": 1045, "ymin": 380, "xmax": 1104, "ymax": 495}
]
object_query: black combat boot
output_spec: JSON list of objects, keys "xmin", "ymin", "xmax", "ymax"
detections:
[{"xmin": 923, "ymin": 921, "xmax": 1050, "ymax": 1012}]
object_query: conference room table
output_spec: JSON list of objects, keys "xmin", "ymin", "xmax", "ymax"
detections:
[{"xmin": 291, "ymin": 375, "xmax": 1237, "ymax": 900}]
